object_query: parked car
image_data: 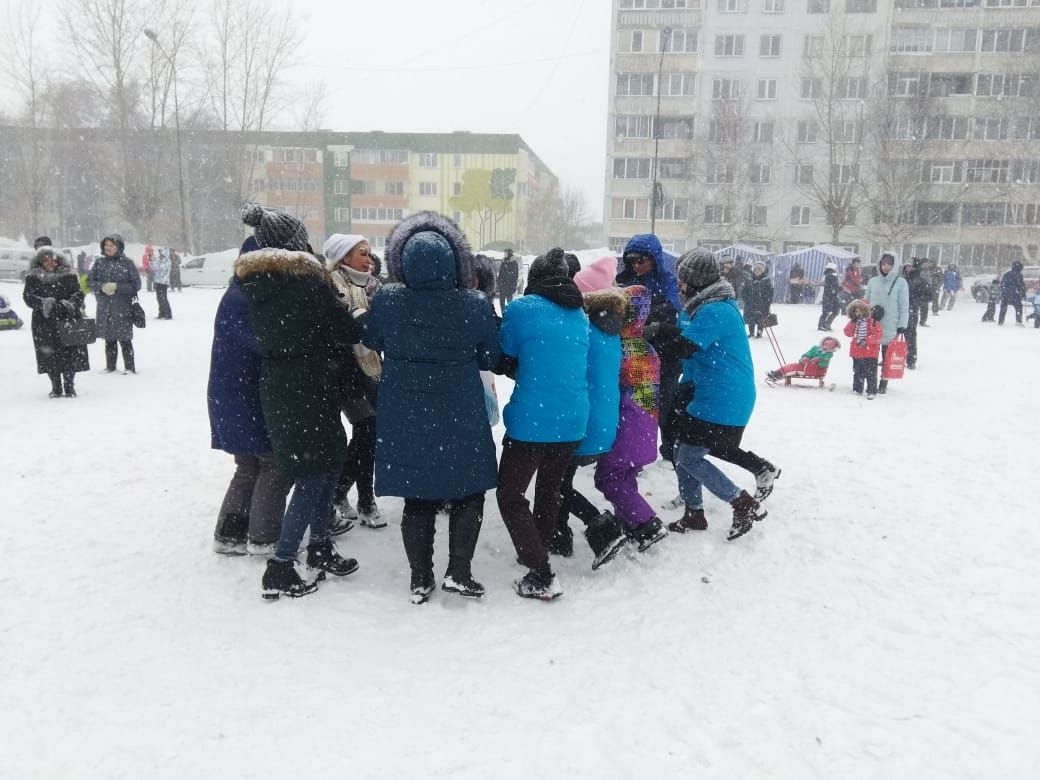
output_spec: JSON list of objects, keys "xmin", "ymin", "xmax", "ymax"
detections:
[
  {"xmin": 0, "ymin": 248, "xmax": 36, "ymax": 281},
  {"xmin": 971, "ymin": 265, "xmax": 1040, "ymax": 303},
  {"xmin": 178, "ymin": 249, "xmax": 238, "ymax": 287}
]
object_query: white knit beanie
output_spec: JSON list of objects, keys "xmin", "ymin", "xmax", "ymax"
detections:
[{"xmin": 324, "ymin": 234, "xmax": 367, "ymax": 268}]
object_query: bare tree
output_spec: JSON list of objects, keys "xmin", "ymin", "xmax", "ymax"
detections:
[{"xmin": 523, "ymin": 184, "xmax": 589, "ymax": 252}]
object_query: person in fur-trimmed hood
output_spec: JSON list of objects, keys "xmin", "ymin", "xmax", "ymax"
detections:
[
  {"xmin": 843, "ymin": 300, "xmax": 883, "ymax": 397},
  {"xmin": 363, "ymin": 211, "xmax": 500, "ymax": 604},
  {"xmin": 236, "ymin": 203, "xmax": 362, "ymax": 600},
  {"xmin": 23, "ymin": 246, "xmax": 90, "ymax": 397},
  {"xmin": 324, "ymin": 233, "xmax": 384, "ymax": 530}
]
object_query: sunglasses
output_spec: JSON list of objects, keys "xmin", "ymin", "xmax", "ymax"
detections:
[{"xmin": 626, "ymin": 255, "xmax": 653, "ymax": 266}]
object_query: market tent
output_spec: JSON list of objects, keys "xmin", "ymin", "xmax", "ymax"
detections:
[
  {"xmin": 772, "ymin": 244, "xmax": 859, "ymax": 304},
  {"xmin": 713, "ymin": 244, "xmax": 774, "ymax": 268}
]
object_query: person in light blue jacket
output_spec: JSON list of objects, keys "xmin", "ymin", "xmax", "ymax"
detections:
[{"xmin": 864, "ymin": 251, "xmax": 910, "ymax": 394}]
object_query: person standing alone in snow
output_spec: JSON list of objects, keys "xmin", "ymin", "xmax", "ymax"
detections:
[
  {"xmin": 817, "ymin": 262, "xmax": 842, "ymax": 331},
  {"xmin": 496, "ymin": 248, "xmax": 519, "ymax": 313},
  {"xmin": 152, "ymin": 247, "xmax": 173, "ymax": 320},
  {"xmin": 87, "ymin": 234, "xmax": 140, "ymax": 374}
]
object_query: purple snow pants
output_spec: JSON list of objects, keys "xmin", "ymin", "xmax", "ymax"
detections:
[{"xmin": 594, "ymin": 396, "xmax": 658, "ymax": 528}]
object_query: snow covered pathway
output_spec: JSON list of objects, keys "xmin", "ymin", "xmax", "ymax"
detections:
[{"xmin": 1, "ymin": 281, "xmax": 1037, "ymax": 777}]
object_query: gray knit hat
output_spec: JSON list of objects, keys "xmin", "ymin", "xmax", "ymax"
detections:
[
  {"xmin": 676, "ymin": 248, "xmax": 719, "ymax": 289},
  {"xmin": 242, "ymin": 203, "xmax": 309, "ymax": 252}
]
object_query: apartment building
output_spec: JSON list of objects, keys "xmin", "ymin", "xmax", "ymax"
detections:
[{"xmin": 606, "ymin": 0, "xmax": 1040, "ymax": 268}]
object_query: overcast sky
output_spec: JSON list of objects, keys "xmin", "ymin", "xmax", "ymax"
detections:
[{"xmin": 298, "ymin": 0, "xmax": 611, "ymax": 220}]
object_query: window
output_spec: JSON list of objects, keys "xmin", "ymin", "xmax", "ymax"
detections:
[
  {"xmin": 916, "ymin": 202, "xmax": 959, "ymax": 225},
  {"xmin": 712, "ymin": 78, "xmax": 741, "ymax": 100},
  {"xmin": 370, "ymin": 236, "xmax": 387, "ymax": 250},
  {"xmin": 715, "ymin": 35, "xmax": 746, "ymax": 57},
  {"xmin": 418, "ymin": 182, "xmax": 438, "ymax": 196},
  {"xmin": 747, "ymin": 205, "xmax": 768, "ymax": 225},
  {"xmin": 657, "ymin": 116, "xmax": 695, "ymax": 139},
  {"xmin": 1006, "ymin": 204, "xmax": 1040, "ymax": 226},
  {"xmin": 251, "ymin": 179, "xmax": 267, "ymax": 192},
  {"xmin": 794, "ymin": 164, "xmax": 814, "ymax": 184},
  {"xmin": 708, "ymin": 120, "xmax": 739, "ymax": 143},
  {"xmin": 841, "ymin": 34, "xmax": 873, "ymax": 56},
  {"xmin": 975, "ymin": 117, "xmax": 1009, "ymax": 141},
  {"xmin": 980, "ymin": 28, "xmax": 1026, "ymax": 53},
  {"xmin": 808, "ymin": 0, "xmax": 830, "ymax": 11},
  {"xmin": 831, "ymin": 164, "xmax": 859, "ymax": 184},
  {"xmin": 760, "ymin": 35, "xmax": 781, "ymax": 57},
  {"xmin": 707, "ymin": 163, "xmax": 735, "ymax": 183},
  {"xmin": 631, "ymin": 31, "xmax": 644, "ymax": 53},
  {"xmin": 925, "ymin": 116, "xmax": 969, "ymax": 140},
  {"xmin": 453, "ymin": 182, "xmax": 462, "ymax": 196},
  {"xmin": 763, "ymin": 0, "xmax": 785, "ymax": 11},
  {"xmin": 801, "ymin": 78, "xmax": 822, "ymax": 99},
  {"xmin": 662, "ymin": 73, "xmax": 696, "ymax": 96},
  {"xmin": 834, "ymin": 121, "xmax": 862, "ymax": 143},
  {"xmin": 804, "ymin": 35, "xmax": 824, "ymax": 58},
  {"xmin": 923, "ymin": 160, "xmax": 961, "ymax": 183},
  {"xmin": 611, "ymin": 198, "xmax": 650, "ymax": 220},
  {"xmin": 797, "ymin": 121, "xmax": 818, "ymax": 143},
  {"xmin": 705, "ymin": 205, "xmax": 736, "ymax": 224},
  {"xmin": 350, "ymin": 180, "xmax": 376, "ymax": 195},
  {"xmin": 617, "ymin": 73, "xmax": 657, "ymax": 96},
  {"xmin": 962, "ymin": 202, "xmax": 1008, "ymax": 225},
  {"xmin": 889, "ymin": 72, "xmax": 925, "ymax": 97},
  {"xmin": 1012, "ymin": 160, "xmax": 1040, "ymax": 184},
  {"xmin": 332, "ymin": 180, "xmax": 351, "ymax": 195},
  {"xmin": 891, "ymin": 28, "xmax": 932, "ymax": 53},
  {"xmin": 976, "ymin": 74, "xmax": 1037, "ymax": 98},
  {"xmin": 753, "ymin": 121, "xmax": 774, "ymax": 143},
  {"xmin": 613, "ymin": 158, "xmax": 652, "ymax": 179},
  {"xmin": 841, "ymin": 77, "xmax": 868, "ymax": 100},
  {"xmin": 986, "ymin": 0, "xmax": 1040, "ymax": 6},
  {"xmin": 334, "ymin": 207, "xmax": 351, "ymax": 222},
  {"xmin": 846, "ymin": 0, "xmax": 877, "ymax": 10},
  {"xmin": 756, "ymin": 79, "xmax": 777, "ymax": 100},
  {"xmin": 333, "ymin": 152, "xmax": 350, "ymax": 168},
  {"xmin": 718, "ymin": 0, "xmax": 747, "ymax": 10},
  {"xmin": 452, "ymin": 154, "xmax": 463, "ymax": 168},
  {"xmin": 749, "ymin": 163, "xmax": 771, "ymax": 184},
  {"xmin": 418, "ymin": 153, "xmax": 438, "ymax": 167},
  {"xmin": 965, "ymin": 159, "xmax": 1010, "ymax": 183},
  {"xmin": 272, "ymin": 147, "xmax": 319, "ymax": 163},
  {"xmin": 655, "ymin": 198, "xmax": 689, "ymax": 221},
  {"xmin": 929, "ymin": 73, "xmax": 973, "ymax": 97},
  {"xmin": 615, "ymin": 115, "xmax": 654, "ymax": 139},
  {"xmin": 351, "ymin": 207, "xmax": 405, "ymax": 222},
  {"xmin": 790, "ymin": 206, "xmax": 812, "ymax": 225},
  {"xmin": 619, "ymin": 0, "xmax": 696, "ymax": 6},
  {"xmin": 352, "ymin": 149, "xmax": 408, "ymax": 165},
  {"xmin": 934, "ymin": 29, "xmax": 978, "ymax": 53},
  {"xmin": 658, "ymin": 158, "xmax": 689, "ymax": 179},
  {"xmin": 1013, "ymin": 117, "xmax": 1040, "ymax": 140},
  {"xmin": 661, "ymin": 28, "xmax": 698, "ymax": 53},
  {"xmin": 384, "ymin": 181, "xmax": 404, "ymax": 195}
]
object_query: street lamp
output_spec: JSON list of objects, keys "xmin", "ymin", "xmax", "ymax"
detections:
[
  {"xmin": 144, "ymin": 27, "xmax": 190, "ymax": 254},
  {"xmin": 650, "ymin": 26, "xmax": 672, "ymax": 235}
]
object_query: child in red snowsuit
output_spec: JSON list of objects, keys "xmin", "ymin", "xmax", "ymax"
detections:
[
  {"xmin": 843, "ymin": 300, "xmax": 883, "ymax": 397},
  {"xmin": 766, "ymin": 335, "xmax": 840, "ymax": 384}
]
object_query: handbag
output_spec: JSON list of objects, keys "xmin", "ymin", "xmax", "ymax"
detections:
[
  {"xmin": 882, "ymin": 336, "xmax": 907, "ymax": 380},
  {"xmin": 130, "ymin": 297, "xmax": 147, "ymax": 328},
  {"xmin": 60, "ymin": 318, "xmax": 97, "ymax": 346},
  {"xmin": 759, "ymin": 313, "xmax": 778, "ymax": 328}
]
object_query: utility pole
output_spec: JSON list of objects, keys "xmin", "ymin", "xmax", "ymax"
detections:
[{"xmin": 650, "ymin": 27, "xmax": 672, "ymax": 235}]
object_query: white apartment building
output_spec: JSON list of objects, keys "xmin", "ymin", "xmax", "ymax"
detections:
[{"xmin": 606, "ymin": 0, "xmax": 1040, "ymax": 269}]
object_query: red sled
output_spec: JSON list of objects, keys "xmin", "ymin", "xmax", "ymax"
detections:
[{"xmin": 882, "ymin": 336, "xmax": 907, "ymax": 380}]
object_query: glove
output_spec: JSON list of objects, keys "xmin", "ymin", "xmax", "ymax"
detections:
[
  {"xmin": 896, "ymin": 327, "xmax": 906, "ymax": 335},
  {"xmin": 41, "ymin": 297, "xmax": 56, "ymax": 318},
  {"xmin": 643, "ymin": 321, "xmax": 681, "ymax": 342},
  {"xmin": 60, "ymin": 299, "xmax": 77, "ymax": 313},
  {"xmin": 101, "ymin": 282, "xmax": 118, "ymax": 296}
]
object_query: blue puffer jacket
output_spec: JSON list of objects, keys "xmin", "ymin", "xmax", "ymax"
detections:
[
  {"xmin": 681, "ymin": 299, "xmax": 756, "ymax": 428},
  {"xmin": 207, "ymin": 277, "xmax": 270, "ymax": 455},
  {"xmin": 575, "ymin": 289, "xmax": 625, "ymax": 457},
  {"xmin": 501, "ymin": 282, "xmax": 590, "ymax": 443},
  {"xmin": 363, "ymin": 212, "xmax": 501, "ymax": 500},
  {"xmin": 616, "ymin": 233, "xmax": 682, "ymax": 315}
]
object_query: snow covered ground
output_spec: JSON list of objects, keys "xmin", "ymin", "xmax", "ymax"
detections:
[{"xmin": 1, "ymin": 282, "xmax": 1038, "ymax": 778}]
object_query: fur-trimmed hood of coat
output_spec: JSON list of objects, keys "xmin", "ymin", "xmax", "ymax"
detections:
[
  {"xmin": 235, "ymin": 247, "xmax": 329, "ymax": 283},
  {"xmin": 583, "ymin": 288, "xmax": 627, "ymax": 336},
  {"xmin": 385, "ymin": 211, "xmax": 474, "ymax": 291},
  {"xmin": 29, "ymin": 246, "xmax": 75, "ymax": 277}
]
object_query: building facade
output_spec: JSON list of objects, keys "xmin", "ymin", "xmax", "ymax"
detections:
[{"xmin": 605, "ymin": 0, "xmax": 1040, "ymax": 269}]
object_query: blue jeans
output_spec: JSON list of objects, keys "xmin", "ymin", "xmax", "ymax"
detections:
[
  {"xmin": 673, "ymin": 443, "xmax": 741, "ymax": 510},
  {"xmin": 274, "ymin": 470, "xmax": 338, "ymax": 561}
]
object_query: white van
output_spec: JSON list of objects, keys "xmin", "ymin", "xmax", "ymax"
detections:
[
  {"xmin": 179, "ymin": 249, "xmax": 239, "ymax": 287},
  {"xmin": 0, "ymin": 248, "xmax": 36, "ymax": 281}
]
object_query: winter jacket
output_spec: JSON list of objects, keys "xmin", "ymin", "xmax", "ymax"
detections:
[
  {"xmin": 501, "ymin": 279, "xmax": 590, "ymax": 444},
  {"xmin": 236, "ymin": 248, "xmax": 362, "ymax": 478},
  {"xmin": 843, "ymin": 316, "xmax": 882, "ymax": 359},
  {"xmin": 22, "ymin": 248, "xmax": 90, "ymax": 375},
  {"xmin": 497, "ymin": 257, "xmax": 519, "ymax": 295},
  {"xmin": 152, "ymin": 249, "xmax": 172, "ymax": 286},
  {"xmin": 799, "ymin": 344, "xmax": 835, "ymax": 369},
  {"xmin": 575, "ymin": 289, "xmax": 625, "ymax": 458},
  {"xmin": 617, "ymin": 233, "xmax": 682, "ymax": 317},
  {"xmin": 742, "ymin": 273, "xmax": 774, "ymax": 323},
  {"xmin": 843, "ymin": 266, "xmax": 863, "ymax": 294},
  {"xmin": 681, "ymin": 298, "xmax": 756, "ymax": 428},
  {"xmin": 87, "ymin": 235, "xmax": 141, "ymax": 342},
  {"xmin": 821, "ymin": 270, "xmax": 841, "ymax": 306},
  {"xmin": 207, "ymin": 277, "xmax": 271, "ymax": 455},
  {"xmin": 363, "ymin": 211, "xmax": 501, "ymax": 500},
  {"xmin": 1001, "ymin": 264, "xmax": 1026, "ymax": 302},
  {"xmin": 865, "ymin": 265, "xmax": 910, "ymax": 345},
  {"xmin": 906, "ymin": 267, "xmax": 932, "ymax": 310},
  {"xmin": 723, "ymin": 266, "xmax": 749, "ymax": 300},
  {"xmin": 943, "ymin": 269, "xmax": 962, "ymax": 292},
  {"xmin": 330, "ymin": 263, "xmax": 382, "ymax": 420}
]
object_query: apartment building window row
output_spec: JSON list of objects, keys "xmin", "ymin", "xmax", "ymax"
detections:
[
  {"xmin": 918, "ymin": 159, "xmax": 1040, "ymax": 184},
  {"xmin": 351, "ymin": 207, "xmax": 405, "ymax": 222},
  {"xmin": 269, "ymin": 204, "xmax": 318, "ymax": 220},
  {"xmin": 891, "ymin": 27, "xmax": 1037, "ymax": 54},
  {"xmin": 658, "ymin": 158, "xmax": 689, "ymax": 179},
  {"xmin": 807, "ymin": 0, "xmax": 879, "ymax": 9},
  {"xmin": 418, "ymin": 182, "xmax": 437, "ymax": 196},
  {"xmin": 763, "ymin": 0, "xmax": 785, "ymax": 11},
  {"xmin": 888, "ymin": 71, "xmax": 1038, "ymax": 98},
  {"xmin": 613, "ymin": 157, "xmax": 652, "ymax": 179},
  {"xmin": 614, "ymin": 115, "xmax": 696, "ymax": 139},
  {"xmin": 619, "ymin": 0, "xmax": 697, "ymax": 8},
  {"xmin": 271, "ymin": 148, "xmax": 319, "ymax": 163},
  {"xmin": 616, "ymin": 72, "xmax": 657, "ymax": 96},
  {"xmin": 265, "ymin": 178, "xmax": 321, "ymax": 192},
  {"xmin": 896, "ymin": 0, "xmax": 1040, "ymax": 7},
  {"xmin": 352, "ymin": 150, "xmax": 408, "ymax": 165}
]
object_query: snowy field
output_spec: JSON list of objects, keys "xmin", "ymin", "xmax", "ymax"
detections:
[{"xmin": 1, "ymin": 281, "xmax": 1038, "ymax": 778}]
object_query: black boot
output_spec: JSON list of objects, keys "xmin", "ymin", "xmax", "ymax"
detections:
[
  {"xmin": 213, "ymin": 512, "xmax": 249, "ymax": 554},
  {"xmin": 668, "ymin": 507, "xmax": 708, "ymax": 533},
  {"xmin": 443, "ymin": 496, "xmax": 485, "ymax": 598},
  {"xmin": 628, "ymin": 517, "xmax": 667, "ymax": 551},
  {"xmin": 548, "ymin": 516, "xmax": 574, "ymax": 557},
  {"xmin": 584, "ymin": 511, "xmax": 629, "ymax": 570},
  {"xmin": 48, "ymin": 373, "xmax": 63, "ymax": 398},
  {"xmin": 306, "ymin": 538, "xmax": 359, "ymax": 577},
  {"xmin": 261, "ymin": 559, "xmax": 318, "ymax": 600},
  {"xmin": 402, "ymin": 504, "xmax": 436, "ymax": 603},
  {"xmin": 728, "ymin": 491, "xmax": 767, "ymax": 541},
  {"xmin": 63, "ymin": 373, "xmax": 76, "ymax": 398}
]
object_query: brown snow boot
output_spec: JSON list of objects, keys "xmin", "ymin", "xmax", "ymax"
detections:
[
  {"xmin": 727, "ymin": 491, "xmax": 766, "ymax": 541},
  {"xmin": 668, "ymin": 507, "xmax": 707, "ymax": 534}
]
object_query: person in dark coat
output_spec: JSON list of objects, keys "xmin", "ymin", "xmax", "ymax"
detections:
[
  {"xmin": 788, "ymin": 262, "xmax": 807, "ymax": 303},
  {"xmin": 23, "ymin": 246, "xmax": 90, "ymax": 397},
  {"xmin": 904, "ymin": 259, "xmax": 932, "ymax": 369},
  {"xmin": 999, "ymin": 261, "xmax": 1026, "ymax": 326},
  {"xmin": 87, "ymin": 234, "xmax": 140, "ymax": 373},
  {"xmin": 169, "ymin": 249, "xmax": 182, "ymax": 291},
  {"xmin": 207, "ymin": 237, "xmax": 293, "ymax": 556},
  {"xmin": 363, "ymin": 211, "xmax": 501, "ymax": 604},
  {"xmin": 236, "ymin": 203, "xmax": 363, "ymax": 600},
  {"xmin": 817, "ymin": 263, "xmax": 842, "ymax": 331},
  {"xmin": 742, "ymin": 260, "xmax": 773, "ymax": 338},
  {"xmin": 497, "ymin": 248, "xmax": 519, "ymax": 312}
]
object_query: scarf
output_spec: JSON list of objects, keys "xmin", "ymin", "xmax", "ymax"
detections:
[
  {"xmin": 524, "ymin": 276, "xmax": 584, "ymax": 309},
  {"xmin": 331, "ymin": 264, "xmax": 382, "ymax": 379},
  {"xmin": 682, "ymin": 279, "xmax": 735, "ymax": 318}
]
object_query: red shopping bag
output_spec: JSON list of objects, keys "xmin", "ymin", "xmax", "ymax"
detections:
[{"xmin": 882, "ymin": 336, "xmax": 907, "ymax": 380}]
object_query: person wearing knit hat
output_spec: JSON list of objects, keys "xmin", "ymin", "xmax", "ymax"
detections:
[
  {"xmin": 324, "ymin": 233, "xmax": 384, "ymax": 530},
  {"xmin": 524, "ymin": 247, "xmax": 570, "ymax": 290},
  {"xmin": 33, "ymin": 236, "xmax": 53, "ymax": 250},
  {"xmin": 241, "ymin": 202, "xmax": 310, "ymax": 252},
  {"xmin": 574, "ymin": 256, "xmax": 618, "ymax": 293},
  {"xmin": 742, "ymin": 260, "xmax": 774, "ymax": 339}
]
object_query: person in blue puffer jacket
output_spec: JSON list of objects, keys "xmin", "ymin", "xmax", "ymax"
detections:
[{"xmin": 497, "ymin": 247, "xmax": 590, "ymax": 601}]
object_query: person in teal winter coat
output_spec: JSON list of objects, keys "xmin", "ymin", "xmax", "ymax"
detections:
[{"xmin": 864, "ymin": 251, "xmax": 910, "ymax": 394}]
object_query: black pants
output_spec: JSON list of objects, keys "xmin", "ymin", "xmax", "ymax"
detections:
[
  {"xmin": 852, "ymin": 357, "xmax": 878, "ymax": 395},
  {"xmin": 401, "ymin": 493, "xmax": 484, "ymax": 579},
  {"xmin": 818, "ymin": 301, "xmax": 840, "ymax": 330},
  {"xmin": 557, "ymin": 458, "xmax": 605, "ymax": 529},
  {"xmin": 499, "ymin": 293, "xmax": 513, "ymax": 313},
  {"xmin": 104, "ymin": 339, "xmax": 135, "ymax": 371},
  {"xmin": 497, "ymin": 437, "xmax": 578, "ymax": 573},
  {"xmin": 657, "ymin": 357, "xmax": 681, "ymax": 460},
  {"xmin": 335, "ymin": 416, "xmax": 376, "ymax": 509},
  {"xmin": 999, "ymin": 299, "xmax": 1023, "ymax": 325},
  {"xmin": 155, "ymin": 283, "xmax": 172, "ymax": 319},
  {"xmin": 674, "ymin": 414, "xmax": 769, "ymax": 476}
]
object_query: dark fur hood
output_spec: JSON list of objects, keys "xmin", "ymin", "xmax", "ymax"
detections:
[
  {"xmin": 234, "ymin": 248, "xmax": 330, "ymax": 283},
  {"xmin": 583, "ymin": 288, "xmax": 627, "ymax": 336},
  {"xmin": 385, "ymin": 211, "xmax": 474, "ymax": 290},
  {"xmin": 29, "ymin": 246, "xmax": 75, "ymax": 276}
]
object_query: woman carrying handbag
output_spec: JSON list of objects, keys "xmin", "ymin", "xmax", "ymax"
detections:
[{"xmin": 87, "ymin": 233, "xmax": 141, "ymax": 373}]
